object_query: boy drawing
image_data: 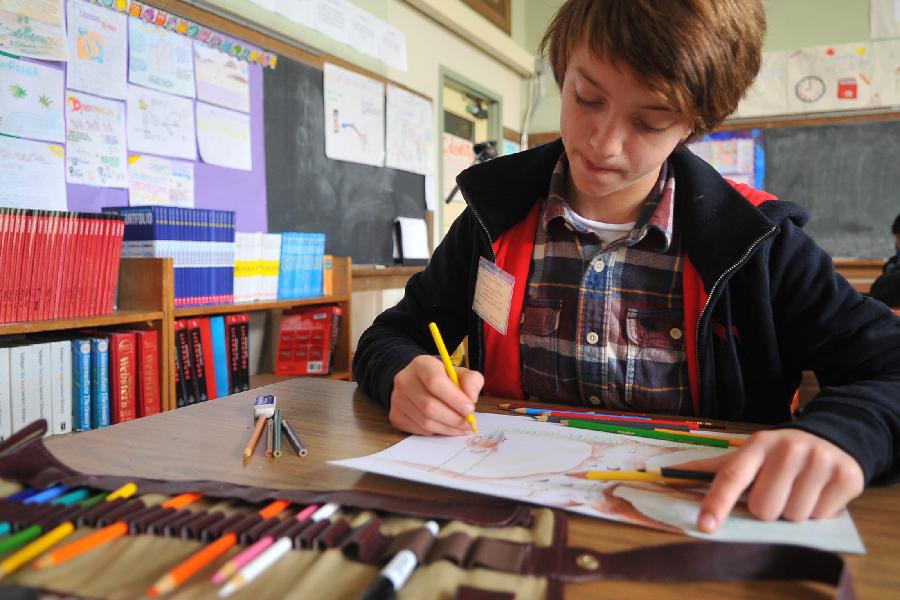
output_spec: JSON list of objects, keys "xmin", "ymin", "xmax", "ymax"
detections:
[{"xmin": 353, "ymin": 0, "xmax": 900, "ymax": 533}]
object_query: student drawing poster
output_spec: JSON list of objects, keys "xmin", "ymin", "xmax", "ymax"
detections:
[
  {"xmin": 126, "ymin": 85, "xmax": 196, "ymax": 160},
  {"xmin": 323, "ymin": 62, "xmax": 385, "ymax": 167},
  {"xmin": 128, "ymin": 19, "xmax": 196, "ymax": 98},
  {"xmin": 734, "ymin": 51, "xmax": 788, "ymax": 118},
  {"xmin": 0, "ymin": 0, "xmax": 67, "ymax": 61},
  {"xmin": 0, "ymin": 57, "xmax": 65, "ymax": 142},
  {"xmin": 385, "ymin": 84, "xmax": 433, "ymax": 175},
  {"xmin": 786, "ymin": 43, "xmax": 873, "ymax": 113},
  {"xmin": 193, "ymin": 43, "xmax": 250, "ymax": 113},
  {"xmin": 65, "ymin": 0, "xmax": 128, "ymax": 100},
  {"xmin": 332, "ymin": 413, "xmax": 865, "ymax": 554},
  {"xmin": 0, "ymin": 137, "xmax": 66, "ymax": 210},
  {"xmin": 196, "ymin": 102, "xmax": 252, "ymax": 171},
  {"xmin": 689, "ymin": 129, "xmax": 764, "ymax": 190},
  {"xmin": 870, "ymin": 0, "xmax": 900, "ymax": 39},
  {"xmin": 128, "ymin": 154, "xmax": 195, "ymax": 207},
  {"xmin": 871, "ymin": 39, "xmax": 900, "ymax": 107},
  {"xmin": 65, "ymin": 91, "xmax": 127, "ymax": 188}
]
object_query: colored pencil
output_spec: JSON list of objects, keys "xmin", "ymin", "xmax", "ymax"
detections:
[
  {"xmin": 498, "ymin": 403, "xmax": 727, "ymax": 429},
  {"xmin": 265, "ymin": 418, "xmax": 274, "ymax": 459},
  {"xmin": 429, "ymin": 322, "xmax": 478, "ymax": 434},
  {"xmin": 560, "ymin": 419, "xmax": 730, "ymax": 448},
  {"xmin": 566, "ymin": 467, "xmax": 716, "ymax": 483},
  {"xmin": 273, "ymin": 409, "xmax": 283, "ymax": 458},
  {"xmin": 148, "ymin": 499, "xmax": 291, "ymax": 596},
  {"xmin": 512, "ymin": 408, "xmax": 698, "ymax": 430},
  {"xmin": 50, "ymin": 489, "xmax": 91, "ymax": 507},
  {"xmin": 654, "ymin": 429, "xmax": 745, "ymax": 447},
  {"xmin": 23, "ymin": 485, "xmax": 68, "ymax": 505},
  {"xmin": 243, "ymin": 415, "xmax": 267, "ymax": 463},
  {"xmin": 281, "ymin": 418, "xmax": 308, "ymax": 458},
  {"xmin": 212, "ymin": 503, "xmax": 320, "ymax": 584},
  {"xmin": 0, "ymin": 522, "xmax": 75, "ymax": 578},
  {"xmin": 532, "ymin": 414, "xmax": 692, "ymax": 431},
  {"xmin": 35, "ymin": 493, "xmax": 203, "ymax": 570}
]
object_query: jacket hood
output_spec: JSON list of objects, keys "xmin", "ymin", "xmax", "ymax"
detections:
[{"xmin": 456, "ymin": 137, "xmax": 810, "ymax": 289}]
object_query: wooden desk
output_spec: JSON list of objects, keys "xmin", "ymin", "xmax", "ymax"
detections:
[
  {"xmin": 46, "ymin": 378, "xmax": 899, "ymax": 599},
  {"xmin": 352, "ymin": 265, "xmax": 424, "ymax": 292}
]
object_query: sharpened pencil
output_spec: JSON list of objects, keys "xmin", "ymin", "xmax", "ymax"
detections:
[
  {"xmin": 243, "ymin": 415, "xmax": 267, "ymax": 463},
  {"xmin": 566, "ymin": 467, "xmax": 716, "ymax": 483},
  {"xmin": 561, "ymin": 419, "xmax": 730, "ymax": 448}
]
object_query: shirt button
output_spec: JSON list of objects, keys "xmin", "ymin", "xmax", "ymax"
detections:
[
  {"xmin": 589, "ymin": 395, "xmax": 601, "ymax": 405},
  {"xmin": 586, "ymin": 331, "xmax": 599, "ymax": 344},
  {"xmin": 592, "ymin": 260, "xmax": 605, "ymax": 273},
  {"xmin": 670, "ymin": 327, "xmax": 683, "ymax": 340}
]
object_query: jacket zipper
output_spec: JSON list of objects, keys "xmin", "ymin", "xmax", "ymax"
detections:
[
  {"xmin": 695, "ymin": 226, "xmax": 777, "ymax": 406},
  {"xmin": 458, "ymin": 184, "xmax": 495, "ymax": 373}
]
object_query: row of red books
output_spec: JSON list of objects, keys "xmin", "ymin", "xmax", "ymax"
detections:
[
  {"xmin": 0, "ymin": 209, "xmax": 125, "ymax": 324},
  {"xmin": 275, "ymin": 305, "xmax": 343, "ymax": 376},
  {"xmin": 89, "ymin": 328, "xmax": 161, "ymax": 426},
  {"xmin": 173, "ymin": 314, "xmax": 250, "ymax": 408}
]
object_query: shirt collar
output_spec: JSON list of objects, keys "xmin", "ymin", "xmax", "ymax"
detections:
[{"xmin": 542, "ymin": 151, "xmax": 676, "ymax": 253}]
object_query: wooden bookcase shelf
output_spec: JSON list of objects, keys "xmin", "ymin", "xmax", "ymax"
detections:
[{"xmin": 0, "ymin": 256, "xmax": 353, "ymax": 414}]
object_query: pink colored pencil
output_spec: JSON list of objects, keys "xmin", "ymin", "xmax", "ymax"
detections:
[{"xmin": 211, "ymin": 504, "xmax": 320, "ymax": 584}]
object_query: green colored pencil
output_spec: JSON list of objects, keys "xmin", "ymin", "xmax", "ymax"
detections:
[
  {"xmin": 0, "ymin": 524, "xmax": 43, "ymax": 554},
  {"xmin": 561, "ymin": 419, "xmax": 730, "ymax": 448},
  {"xmin": 273, "ymin": 408, "xmax": 283, "ymax": 458}
]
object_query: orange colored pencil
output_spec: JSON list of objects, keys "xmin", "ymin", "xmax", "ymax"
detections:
[
  {"xmin": 243, "ymin": 416, "xmax": 267, "ymax": 463},
  {"xmin": 147, "ymin": 499, "xmax": 290, "ymax": 596},
  {"xmin": 34, "ymin": 492, "xmax": 205, "ymax": 570}
]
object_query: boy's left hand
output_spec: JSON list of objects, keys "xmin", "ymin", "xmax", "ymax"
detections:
[{"xmin": 673, "ymin": 429, "xmax": 864, "ymax": 533}]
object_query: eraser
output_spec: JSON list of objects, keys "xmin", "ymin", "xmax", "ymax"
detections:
[{"xmin": 254, "ymin": 395, "xmax": 277, "ymax": 418}]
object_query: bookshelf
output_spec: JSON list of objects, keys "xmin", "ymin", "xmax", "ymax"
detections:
[{"xmin": 0, "ymin": 256, "xmax": 352, "ymax": 414}]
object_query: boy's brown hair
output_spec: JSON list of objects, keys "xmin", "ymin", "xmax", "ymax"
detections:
[{"xmin": 539, "ymin": 0, "xmax": 765, "ymax": 140}]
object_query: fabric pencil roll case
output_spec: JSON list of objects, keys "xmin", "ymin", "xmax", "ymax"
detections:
[{"xmin": 0, "ymin": 420, "xmax": 857, "ymax": 600}]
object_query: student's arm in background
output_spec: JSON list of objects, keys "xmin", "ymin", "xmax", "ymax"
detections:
[
  {"xmin": 685, "ymin": 208, "xmax": 900, "ymax": 531},
  {"xmin": 353, "ymin": 209, "xmax": 484, "ymax": 435}
]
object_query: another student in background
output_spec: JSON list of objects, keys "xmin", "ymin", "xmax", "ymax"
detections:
[
  {"xmin": 354, "ymin": 0, "xmax": 900, "ymax": 534},
  {"xmin": 869, "ymin": 213, "xmax": 900, "ymax": 306}
]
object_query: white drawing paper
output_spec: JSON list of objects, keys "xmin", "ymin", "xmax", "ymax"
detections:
[
  {"xmin": 385, "ymin": 84, "xmax": 433, "ymax": 175},
  {"xmin": 128, "ymin": 154, "xmax": 194, "ymax": 207},
  {"xmin": 65, "ymin": 91, "xmax": 127, "ymax": 188},
  {"xmin": 786, "ymin": 43, "xmax": 873, "ymax": 113},
  {"xmin": 323, "ymin": 62, "xmax": 385, "ymax": 167},
  {"xmin": 379, "ymin": 22, "xmax": 407, "ymax": 72},
  {"xmin": 196, "ymin": 102, "xmax": 252, "ymax": 171},
  {"xmin": 0, "ymin": 0, "xmax": 67, "ymax": 61},
  {"xmin": 126, "ymin": 85, "xmax": 196, "ymax": 160},
  {"xmin": 128, "ymin": 18, "xmax": 195, "ymax": 98},
  {"xmin": 0, "ymin": 56, "xmax": 64, "ymax": 142},
  {"xmin": 871, "ymin": 39, "xmax": 900, "ymax": 106},
  {"xmin": 871, "ymin": 0, "xmax": 900, "ymax": 39},
  {"xmin": 194, "ymin": 42, "xmax": 250, "ymax": 113},
  {"xmin": 0, "ymin": 137, "xmax": 66, "ymax": 210},
  {"xmin": 735, "ymin": 51, "xmax": 789, "ymax": 118},
  {"xmin": 333, "ymin": 413, "xmax": 866, "ymax": 553},
  {"xmin": 65, "ymin": 0, "xmax": 128, "ymax": 100}
]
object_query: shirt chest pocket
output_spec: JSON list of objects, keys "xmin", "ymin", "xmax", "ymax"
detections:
[
  {"xmin": 520, "ymin": 297, "xmax": 562, "ymax": 401},
  {"xmin": 624, "ymin": 308, "xmax": 687, "ymax": 413}
]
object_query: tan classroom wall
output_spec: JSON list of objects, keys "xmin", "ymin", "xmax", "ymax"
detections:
[{"xmin": 523, "ymin": 0, "xmax": 872, "ymax": 135}]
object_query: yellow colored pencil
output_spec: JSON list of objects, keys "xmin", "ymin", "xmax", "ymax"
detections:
[
  {"xmin": 0, "ymin": 522, "xmax": 75, "ymax": 578},
  {"xmin": 428, "ymin": 322, "xmax": 478, "ymax": 434}
]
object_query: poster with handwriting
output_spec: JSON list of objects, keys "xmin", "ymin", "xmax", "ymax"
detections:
[
  {"xmin": 196, "ymin": 102, "xmax": 252, "ymax": 170},
  {"xmin": 0, "ymin": 56, "xmax": 64, "ymax": 142},
  {"xmin": 194, "ymin": 42, "xmax": 250, "ymax": 113},
  {"xmin": 66, "ymin": 0, "xmax": 127, "ymax": 100},
  {"xmin": 128, "ymin": 154, "xmax": 195, "ymax": 207},
  {"xmin": 735, "ymin": 51, "xmax": 789, "ymax": 118},
  {"xmin": 0, "ymin": 0, "xmax": 67, "ymax": 60},
  {"xmin": 0, "ymin": 137, "xmax": 66, "ymax": 210},
  {"xmin": 379, "ymin": 22, "xmax": 407, "ymax": 72},
  {"xmin": 323, "ymin": 62, "xmax": 385, "ymax": 167},
  {"xmin": 126, "ymin": 85, "xmax": 196, "ymax": 160},
  {"xmin": 128, "ymin": 19, "xmax": 195, "ymax": 98},
  {"xmin": 787, "ymin": 43, "xmax": 873, "ymax": 113},
  {"xmin": 385, "ymin": 84, "xmax": 433, "ymax": 175},
  {"xmin": 65, "ymin": 91, "xmax": 127, "ymax": 188}
]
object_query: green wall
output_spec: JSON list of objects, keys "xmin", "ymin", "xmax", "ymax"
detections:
[{"xmin": 523, "ymin": 0, "xmax": 873, "ymax": 134}]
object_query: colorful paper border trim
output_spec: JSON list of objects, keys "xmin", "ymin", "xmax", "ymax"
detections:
[{"xmin": 88, "ymin": 0, "xmax": 278, "ymax": 69}]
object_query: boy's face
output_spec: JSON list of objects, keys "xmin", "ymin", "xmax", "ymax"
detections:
[{"xmin": 560, "ymin": 45, "xmax": 692, "ymax": 212}]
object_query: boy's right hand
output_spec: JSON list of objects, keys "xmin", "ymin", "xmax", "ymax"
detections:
[{"xmin": 389, "ymin": 354, "xmax": 484, "ymax": 436}]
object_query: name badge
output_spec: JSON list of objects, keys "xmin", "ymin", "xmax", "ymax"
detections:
[{"xmin": 473, "ymin": 257, "xmax": 515, "ymax": 335}]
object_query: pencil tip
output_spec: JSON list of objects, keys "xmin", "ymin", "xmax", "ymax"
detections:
[{"xmin": 564, "ymin": 471, "xmax": 588, "ymax": 478}]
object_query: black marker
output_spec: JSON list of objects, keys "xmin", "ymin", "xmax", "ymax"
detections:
[{"xmin": 357, "ymin": 520, "xmax": 439, "ymax": 600}]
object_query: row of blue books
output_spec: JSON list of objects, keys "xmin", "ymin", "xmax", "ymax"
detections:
[
  {"xmin": 277, "ymin": 232, "xmax": 326, "ymax": 300},
  {"xmin": 103, "ymin": 206, "xmax": 236, "ymax": 307}
]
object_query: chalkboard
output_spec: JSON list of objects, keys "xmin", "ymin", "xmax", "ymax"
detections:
[
  {"xmin": 263, "ymin": 56, "xmax": 426, "ymax": 265},
  {"xmin": 764, "ymin": 121, "xmax": 900, "ymax": 258}
]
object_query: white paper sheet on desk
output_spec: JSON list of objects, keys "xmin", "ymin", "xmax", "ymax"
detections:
[{"xmin": 331, "ymin": 413, "xmax": 865, "ymax": 553}]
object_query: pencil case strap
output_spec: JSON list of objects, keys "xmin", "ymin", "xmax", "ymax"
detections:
[{"xmin": 560, "ymin": 541, "xmax": 855, "ymax": 600}]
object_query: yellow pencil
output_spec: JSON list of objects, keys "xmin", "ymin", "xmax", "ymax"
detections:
[
  {"xmin": 428, "ymin": 322, "xmax": 478, "ymax": 434},
  {"xmin": 0, "ymin": 522, "xmax": 75, "ymax": 578}
]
